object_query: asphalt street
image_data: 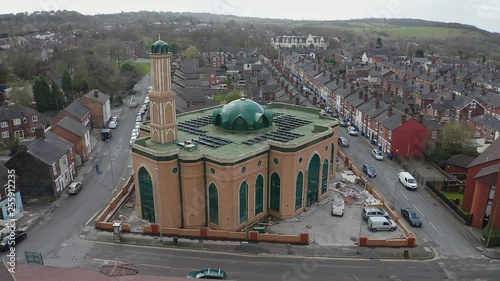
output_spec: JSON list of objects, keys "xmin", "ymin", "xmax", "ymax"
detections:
[
  {"xmin": 0, "ymin": 74, "xmax": 152, "ymax": 263},
  {"xmin": 338, "ymin": 128, "xmax": 482, "ymax": 259}
]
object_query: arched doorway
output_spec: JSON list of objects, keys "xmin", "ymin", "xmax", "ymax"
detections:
[
  {"xmin": 239, "ymin": 181, "xmax": 248, "ymax": 224},
  {"xmin": 270, "ymin": 172, "xmax": 280, "ymax": 212},
  {"xmin": 208, "ymin": 183, "xmax": 219, "ymax": 225},
  {"xmin": 138, "ymin": 167, "xmax": 155, "ymax": 223},
  {"xmin": 295, "ymin": 171, "xmax": 303, "ymax": 211},
  {"xmin": 321, "ymin": 159, "xmax": 329, "ymax": 194},
  {"xmin": 307, "ymin": 154, "xmax": 320, "ymax": 206}
]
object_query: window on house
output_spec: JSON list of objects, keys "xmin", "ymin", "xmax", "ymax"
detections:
[
  {"xmin": 1, "ymin": 131, "xmax": 9, "ymax": 138},
  {"xmin": 31, "ymin": 127, "xmax": 36, "ymax": 133},
  {"xmin": 388, "ymin": 131, "xmax": 392, "ymax": 139},
  {"xmin": 468, "ymin": 110, "xmax": 472, "ymax": 119},
  {"xmin": 14, "ymin": 130, "xmax": 24, "ymax": 139},
  {"xmin": 432, "ymin": 131, "xmax": 438, "ymax": 139},
  {"xmin": 32, "ymin": 115, "xmax": 38, "ymax": 122},
  {"xmin": 484, "ymin": 127, "xmax": 487, "ymax": 133},
  {"xmin": 446, "ymin": 110, "xmax": 450, "ymax": 117},
  {"xmin": 0, "ymin": 122, "xmax": 7, "ymax": 128},
  {"xmin": 52, "ymin": 163, "xmax": 57, "ymax": 175},
  {"xmin": 470, "ymin": 102, "xmax": 476, "ymax": 109},
  {"xmin": 13, "ymin": 118, "xmax": 21, "ymax": 125},
  {"xmin": 492, "ymin": 130, "xmax": 495, "ymax": 137}
]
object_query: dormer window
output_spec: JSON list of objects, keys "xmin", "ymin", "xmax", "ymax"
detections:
[
  {"xmin": 13, "ymin": 118, "xmax": 21, "ymax": 125},
  {"xmin": 470, "ymin": 101, "xmax": 476, "ymax": 109}
]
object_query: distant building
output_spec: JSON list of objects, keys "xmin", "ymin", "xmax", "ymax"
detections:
[{"xmin": 271, "ymin": 34, "xmax": 328, "ymax": 49}]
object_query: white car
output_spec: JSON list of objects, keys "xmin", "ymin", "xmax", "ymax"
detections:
[
  {"xmin": 136, "ymin": 115, "xmax": 142, "ymax": 122},
  {"xmin": 132, "ymin": 128, "xmax": 139, "ymax": 137},
  {"xmin": 108, "ymin": 120, "xmax": 118, "ymax": 129},
  {"xmin": 371, "ymin": 149, "xmax": 383, "ymax": 160},
  {"xmin": 347, "ymin": 126, "xmax": 358, "ymax": 136},
  {"xmin": 130, "ymin": 135, "xmax": 137, "ymax": 145},
  {"xmin": 110, "ymin": 116, "xmax": 119, "ymax": 122},
  {"xmin": 135, "ymin": 123, "xmax": 141, "ymax": 130}
]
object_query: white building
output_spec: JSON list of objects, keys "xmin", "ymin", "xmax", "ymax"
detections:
[{"xmin": 271, "ymin": 34, "xmax": 328, "ymax": 49}]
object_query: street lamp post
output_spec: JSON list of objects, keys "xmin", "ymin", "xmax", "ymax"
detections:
[
  {"xmin": 357, "ymin": 178, "xmax": 367, "ymax": 254},
  {"xmin": 155, "ymin": 168, "xmax": 163, "ymax": 243}
]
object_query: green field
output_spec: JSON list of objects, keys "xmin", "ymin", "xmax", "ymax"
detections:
[
  {"xmin": 339, "ymin": 23, "xmax": 482, "ymax": 39},
  {"xmin": 441, "ymin": 191, "xmax": 464, "ymax": 204},
  {"xmin": 131, "ymin": 61, "xmax": 151, "ymax": 76}
]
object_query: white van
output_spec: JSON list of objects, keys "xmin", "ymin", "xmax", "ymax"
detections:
[
  {"xmin": 399, "ymin": 171, "xmax": 417, "ymax": 190},
  {"xmin": 331, "ymin": 196, "xmax": 345, "ymax": 217},
  {"xmin": 367, "ymin": 216, "xmax": 397, "ymax": 232}
]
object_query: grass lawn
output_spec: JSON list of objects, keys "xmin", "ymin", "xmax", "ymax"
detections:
[
  {"xmin": 131, "ymin": 61, "xmax": 151, "ymax": 76},
  {"xmin": 339, "ymin": 24, "xmax": 482, "ymax": 40},
  {"xmin": 441, "ymin": 191, "xmax": 464, "ymax": 204}
]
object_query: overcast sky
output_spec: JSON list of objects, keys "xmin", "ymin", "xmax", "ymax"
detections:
[{"xmin": 2, "ymin": 0, "xmax": 499, "ymax": 33}]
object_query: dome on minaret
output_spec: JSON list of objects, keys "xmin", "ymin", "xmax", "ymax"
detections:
[{"xmin": 151, "ymin": 35, "xmax": 169, "ymax": 54}]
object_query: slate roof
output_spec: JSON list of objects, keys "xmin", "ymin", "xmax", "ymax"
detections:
[
  {"xmin": 45, "ymin": 131, "xmax": 73, "ymax": 151},
  {"xmin": 261, "ymin": 84, "xmax": 281, "ymax": 93},
  {"xmin": 0, "ymin": 104, "xmax": 47, "ymax": 126},
  {"xmin": 27, "ymin": 138, "xmax": 67, "ymax": 165},
  {"xmin": 421, "ymin": 116, "xmax": 441, "ymax": 130},
  {"xmin": 468, "ymin": 137, "xmax": 500, "ymax": 167},
  {"xmin": 469, "ymin": 114, "xmax": 500, "ymax": 130},
  {"xmin": 376, "ymin": 109, "xmax": 405, "ymax": 130},
  {"xmin": 55, "ymin": 116, "xmax": 88, "ymax": 137},
  {"xmin": 64, "ymin": 100, "xmax": 90, "ymax": 119},
  {"xmin": 445, "ymin": 154, "xmax": 476, "ymax": 168},
  {"xmin": 82, "ymin": 90, "xmax": 109, "ymax": 104}
]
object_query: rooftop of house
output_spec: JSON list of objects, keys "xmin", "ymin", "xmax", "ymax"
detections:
[
  {"xmin": 468, "ymin": 137, "xmax": 500, "ymax": 167},
  {"xmin": 54, "ymin": 116, "xmax": 88, "ymax": 137},
  {"xmin": 63, "ymin": 100, "xmax": 90, "ymax": 119},
  {"xmin": 27, "ymin": 138, "xmax": 69, "ymax": 165},
  {"xmin": 0, "ymin": 103, "xmax": 47, "ymax": 125},
  {"xmin": 469, "ymin": 114, "xmax": 500, "ymax": 130},
  {"xmin": 45, "ymin": 131, "xmax": 74, "ymax": 151},
  {"xmin": 445, "ymin": 154, "xmax": 477, "ymax": 168},
  {"xmin": 134, "ymin": 101, "xmax": 336, "ymax": 160},
  {"xmin": 81, "ymin": 90, "xmax": 109, "ymax": 104}
]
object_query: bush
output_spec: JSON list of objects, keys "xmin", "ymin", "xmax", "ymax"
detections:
[{"xmin": 482, "ymin": 224, "xmax": 500, "ymax": 247}]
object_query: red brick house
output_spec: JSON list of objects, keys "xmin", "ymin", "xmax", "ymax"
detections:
[
  {"xmin": 52, "ymin": 100, "xmax": 91, "ymax": 129},
  {"xmin": 78, "ymin": 90, "xmax": 111, "ymax": 129},
  {"xmin": 0, "ymin": 103, "xmax": 48, "ymax": 145},
  {"xmin": 4, "ymin": 129, "xmax": 77, "ymax": 197},
  {"xmin": 453, "ymin": 95, "xmax": 484, "ymax": 122},
  {"xmin": 387, "ymin": 115, "xmax": 428, "ymax": 158},
  {"xmin": 50, "ymin": 116, "xmax": 92, "ymax": 164},
  {"xmin": 463, "ymin": 138, "xmax": 500, "ymax": 229},
  {"xmin": 444, "ymin": 154, "xmax": 476, "ymax": 180},
  {"xmin": 468, "ymin": 114, "xmax": 500, "ymax": 140}
]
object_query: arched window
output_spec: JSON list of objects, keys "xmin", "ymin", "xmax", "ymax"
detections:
[
  {"xmin": 138, "ymin": 167, "xmax": 155, "ymax": 223},
  {"xmin": 330, "ymin": 143, "xmax": 335, "ymax": 174},
  {"xmin": 270, "ymin": 172, "xmax": 281, "ymax": 211},
  {"xmin": 307, "ymin": 154, "xmax": 320, "ymax": 206},
  {"xmin": 295, "ymin": 171, "xmax": 303, "ymax": 211},
  {"xmin": 239, "ymin": 181, "xmax": 248, "ymax": 224},
  {"xmin": 209, "ymin": 183, "xmax": 219, "ymax": 225},
  {"xmin": 322, "ymin": 159, "xmax": 329, "ymax": 194},
  {"xmin": 255, "ymin": 175, "xmax": 264, "ymax": 215}
]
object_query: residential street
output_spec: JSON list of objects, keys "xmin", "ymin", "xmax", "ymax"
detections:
[{"xmin": 338, "ymin": 128, "xmax": 482, "ymax": 259}]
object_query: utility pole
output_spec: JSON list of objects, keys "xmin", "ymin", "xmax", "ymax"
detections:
[{"xmin": 486, "ymin": 198, "xmax": 499, "ymax": 248}]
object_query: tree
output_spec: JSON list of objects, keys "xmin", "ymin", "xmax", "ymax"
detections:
[
  {"xmin": 9, "ymin": 49, "xmax": 39, "ymax": 80},
  {"xmin": 183, "ymin": 45, "xmax": 200, "ymax": 60},
  {"xmin": 482, "ymin": 55, "xmax": 487, "ymax": 63},
  {"xmin": 61, "ymin": 69, "xmax": 73, "ymax": 102},
  {"xmin": 119, "ymin": 62, "xmax": 140, "ymax": 90},
  {"xmin": 32, "ymin": 76, "xmax": 52, "ymax": 112},
  {"xmin": 415, "ymin": 49, "xmax": 425, "ymax": 58},
  {"xmin": 225, "ymin": 92, "xmax": 241, "ymax": 103},
  {"xmin": 376, "ymin": 37, "xmax": 383, "ymax": 48},
  {"xmin": 220, "ymin": 64, "xmax": 228, "ymax": 71},
  {"xmin": 406, "ymin": 43, "xmax": 416, "ymax": 57},
  {"xmin": 10, "ymin": 85, "xmax": 33, "ymax": 107},
  {"xmin": 0, "ymin": 64, "xmax": 8, "ymax": 84},
  {"xmin": 430, "ymin": 121, "xmax": 477, "ymax": 166},
  {"xmin": 50, "ymin": 80, "xmax": 66, "ymax": 110}
]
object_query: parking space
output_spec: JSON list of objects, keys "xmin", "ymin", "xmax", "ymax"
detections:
[{"xmin": 269, "ymin": 171, "xmax": 405, "ymax": 246}]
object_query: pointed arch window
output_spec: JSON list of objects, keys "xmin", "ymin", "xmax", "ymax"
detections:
[
  {"xmin": 209, "ymin": 183, "xmax": 219, "ymax": 225},
  {"xmin": 255, "ymin": 175, "xmax": 264, "ymax": 215}
]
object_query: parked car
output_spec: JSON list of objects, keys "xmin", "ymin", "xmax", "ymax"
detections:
[
  {"xmin": 367, "ymin": 216, "xmax": 397, "ymax": 232},
  {"xmin": 331, "ymin": 196, "xmax": 345, "ymax": 217},
  {"xmin": 130, "ymin": 135, "xmax": 137, "ymax": 146},
  {"xmin": 186, "ymin": 268, "xmax": 227, "ymax": 279},
  {"xmin": 108, "ymin": 120, "xmax": 118, "ymax": 129},
  {"xmin": 67, "ymin": 182, "xmax": 83, "ymax": 195},
  {"xmin": 0, "ymin": 230, "xmax": 27, "ymax": 251},
  {"xmin": 132, "ymin": 129, "xmax": 139, "ymax": 138},
  {"xmin": 338, "ymin": 137, "xmax": 349, "ymax": 148},
  {"xmin": 136, "ymin": 115, "xmax": 142, "ymax": 122},
  {"xmin": 371, "ymin": 149, "xmax": 383, "ymax": 160},
  {"xmin": 401, "ymin": 208, "xmax": 423, "ymax": 227},
  {"xmin": 362, "ymin": 207, "xmax": 388, "ymax": 220},
  {"xmin": 363, "ymin": 164, "xmax": 377, "ymax": 178},
  {"xmin": 399, "ymin": 171, "xmax": 418, "ymax": 190},
  {"xmin": 339, "ymin": 118, "xmax": 348, "ymax": 127},
  {"xmin": 100, "ymin": 129, "xmax": 112, "ymax": 141},
  {"xmin": 110, "ymin": 116, "xmax": 119, "ymax": 122},
  {"xmin": 347, "ymin": 126, "xmax": 358, "ymax": 136}
]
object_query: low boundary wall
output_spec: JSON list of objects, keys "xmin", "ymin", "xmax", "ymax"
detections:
[
  {"xmin": 338, "ymin": 151, "xmax": 416, "ymax": 248},
  {"xmin": 95, "ymin": 175, "xmax": 134, "ymax": 232}
]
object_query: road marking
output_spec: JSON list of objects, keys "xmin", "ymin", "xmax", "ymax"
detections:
[
  {"xmin": 138, "ymin": 263, "xmax": 175, "ymax": 269},
  {"xmin": 429, "ymin": 222, "xmax": 443, "ymax": 236},
  {"xmin": 412, "ymin": 204, "xmax": 425, "ymax": 217},
  {"xmin": 400, "ymin": 191, "xmax": 409, "ymax": 200},
  {"xmin": 86, "ymin": 208, "xmax": 103, "ymax": 225},
  {"xmin": 387, "ymin": 179, "xmax": 395, "ymax": 186},
  {"xmin": 352, "ymin": 274, "xmax": 361, "ymax": 281}
]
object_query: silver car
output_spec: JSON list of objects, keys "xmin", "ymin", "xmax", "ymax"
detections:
[
  {"xmin": 347, "ymin": 126, "xmax": 358, "ymax": 136},
  {"xmin": 371, "ymin": 149, "xmax": 383, "ymax": 160}
]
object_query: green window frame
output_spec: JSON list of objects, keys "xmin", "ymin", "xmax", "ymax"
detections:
[
  {"xmin": 255, "ymin": 175, "xmax": 264, "ymax": 215},
  {"xmin": 307, "ymin": 154, "xmax": 320, "ymax": 206},
  {"xmin": 239, "ymin": 181, "xmax": 248, "ymax": 224},
  {"xmin": 270, "ymin": 172, "xmax": 281, "ymax": 212},
  {"xmin": 138, "ymin": 167, "xmax": 155, "ymax": 223},
  {"xmin": 295, "ymin": 171, "xmax": 303, "ymax": 211},
  {"xmin": 322, "ymin": 159, "xmax": 329, "ymax": 194},
  {"xmin": 209, "ymin": 183, "xmax": 219, "ymax": 225}
]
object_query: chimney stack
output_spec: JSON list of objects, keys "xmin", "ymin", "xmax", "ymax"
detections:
[
  {"xmin": 452, "ymin": 92, "xmax": 456, "ymax": 101},
  {"xmin": 313, "ymin": 96, "xmax": 318, "ymax": 104},
  {"xmin": 295, "ymin": 97, "xmax": 300, "ymax": 105},
  {"xmin": 387, "ymin": 105, "xmax": 393, "ymax": 117},
  {"xmin": 375, "ymin": 98, "xmax": 380, "ymax": 109},
  {"xmin": 358, "ymin": 90, "xmax": 363, "ymax": 100},
  {"xmin": 482, "ymin": 88, "xmax": 486, "ymax": 96},
  {"xmin": 94, "ymin": 89, "xmax": 99, "ymax": 97},
  {"xmin": 364, "ymin": 92, "xmax": 369, "ymax": 102},
  {"xmin": 343, "ymin": 82, "xmax": 347, "ymax": 89},
  {"xmin": 351, "ymin": 84, "xmax": 355, "ymax": 94},
  {"xmin": 418, "ymin": 113, "xmax": 424, "ymax": 123},
  {"xmin": 330, "ymin": 73, "xmax": 334, "ymax": 80},
  {"xmin": 17, "ymin": 143, "xmax": 28, "ymax": 153},
  {"xmin": 34, "ymin": 127, "xmax": 46, "ymax": 139},
  {"xmin": 411, "ymin": 79, "xmax": 415, "ymax": 85},
  {"xmin": 336, "ymin": 76, "xmax": 340, "ymax": 85},
  {"xmin": 401, "ymin": 114, "xmax": 407, "ymax": 124},
  {"xmin": 403, "ymin": 76, "xmax": 407, "ymax": 83},
  {"xmin": 430, "ymin": 84, "xmax": 434, "ymax": 92}
]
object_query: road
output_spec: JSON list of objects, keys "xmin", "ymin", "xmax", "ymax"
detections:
[
  {"xmin": 41, "ymin": 237, "xmax": 500, "ymax": 281},
  {"xmin": 0, "ymin": 74, "xmax": 152, "ymax": 262},
  {"xmin": 338, "ymin": 128, "xmax": 482, "ymax": 259}
]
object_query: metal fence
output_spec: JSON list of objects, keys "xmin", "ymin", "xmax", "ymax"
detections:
[{"xmin": 427, "ymin": 180, "xmax": 472, "ymax": 225}]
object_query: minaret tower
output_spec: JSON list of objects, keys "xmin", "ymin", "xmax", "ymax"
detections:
[{"xmin": 149, "ymin": 35, "xmax": 177, "ymax": 144}]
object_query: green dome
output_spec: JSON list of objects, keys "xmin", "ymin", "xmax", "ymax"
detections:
[
  {"xmin": 151, "ymin": 38, "xmax": 169, "ymax": 54},
  {"xmin": 213, "ymin": 98, "xmax": 273, "ymax": 131}
]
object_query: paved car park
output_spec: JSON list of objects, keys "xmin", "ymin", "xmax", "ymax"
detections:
[{"xmin": 269, "ymin": 170, "xmax": 405, "ymax": 246}]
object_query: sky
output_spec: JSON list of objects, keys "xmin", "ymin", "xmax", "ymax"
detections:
[{"xmin": 1, "ymin": 0, "xmax": 499, "ymax": 33}]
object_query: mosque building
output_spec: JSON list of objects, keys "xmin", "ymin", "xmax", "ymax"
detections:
[{"xmin": 131, "ymin": 37, "xmax": 339, "ymax": 232}]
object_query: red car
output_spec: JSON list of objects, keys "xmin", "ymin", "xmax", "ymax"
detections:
[{"xmin": 338, "ymin": 137, "xmax": 349, "ymax": 148}]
